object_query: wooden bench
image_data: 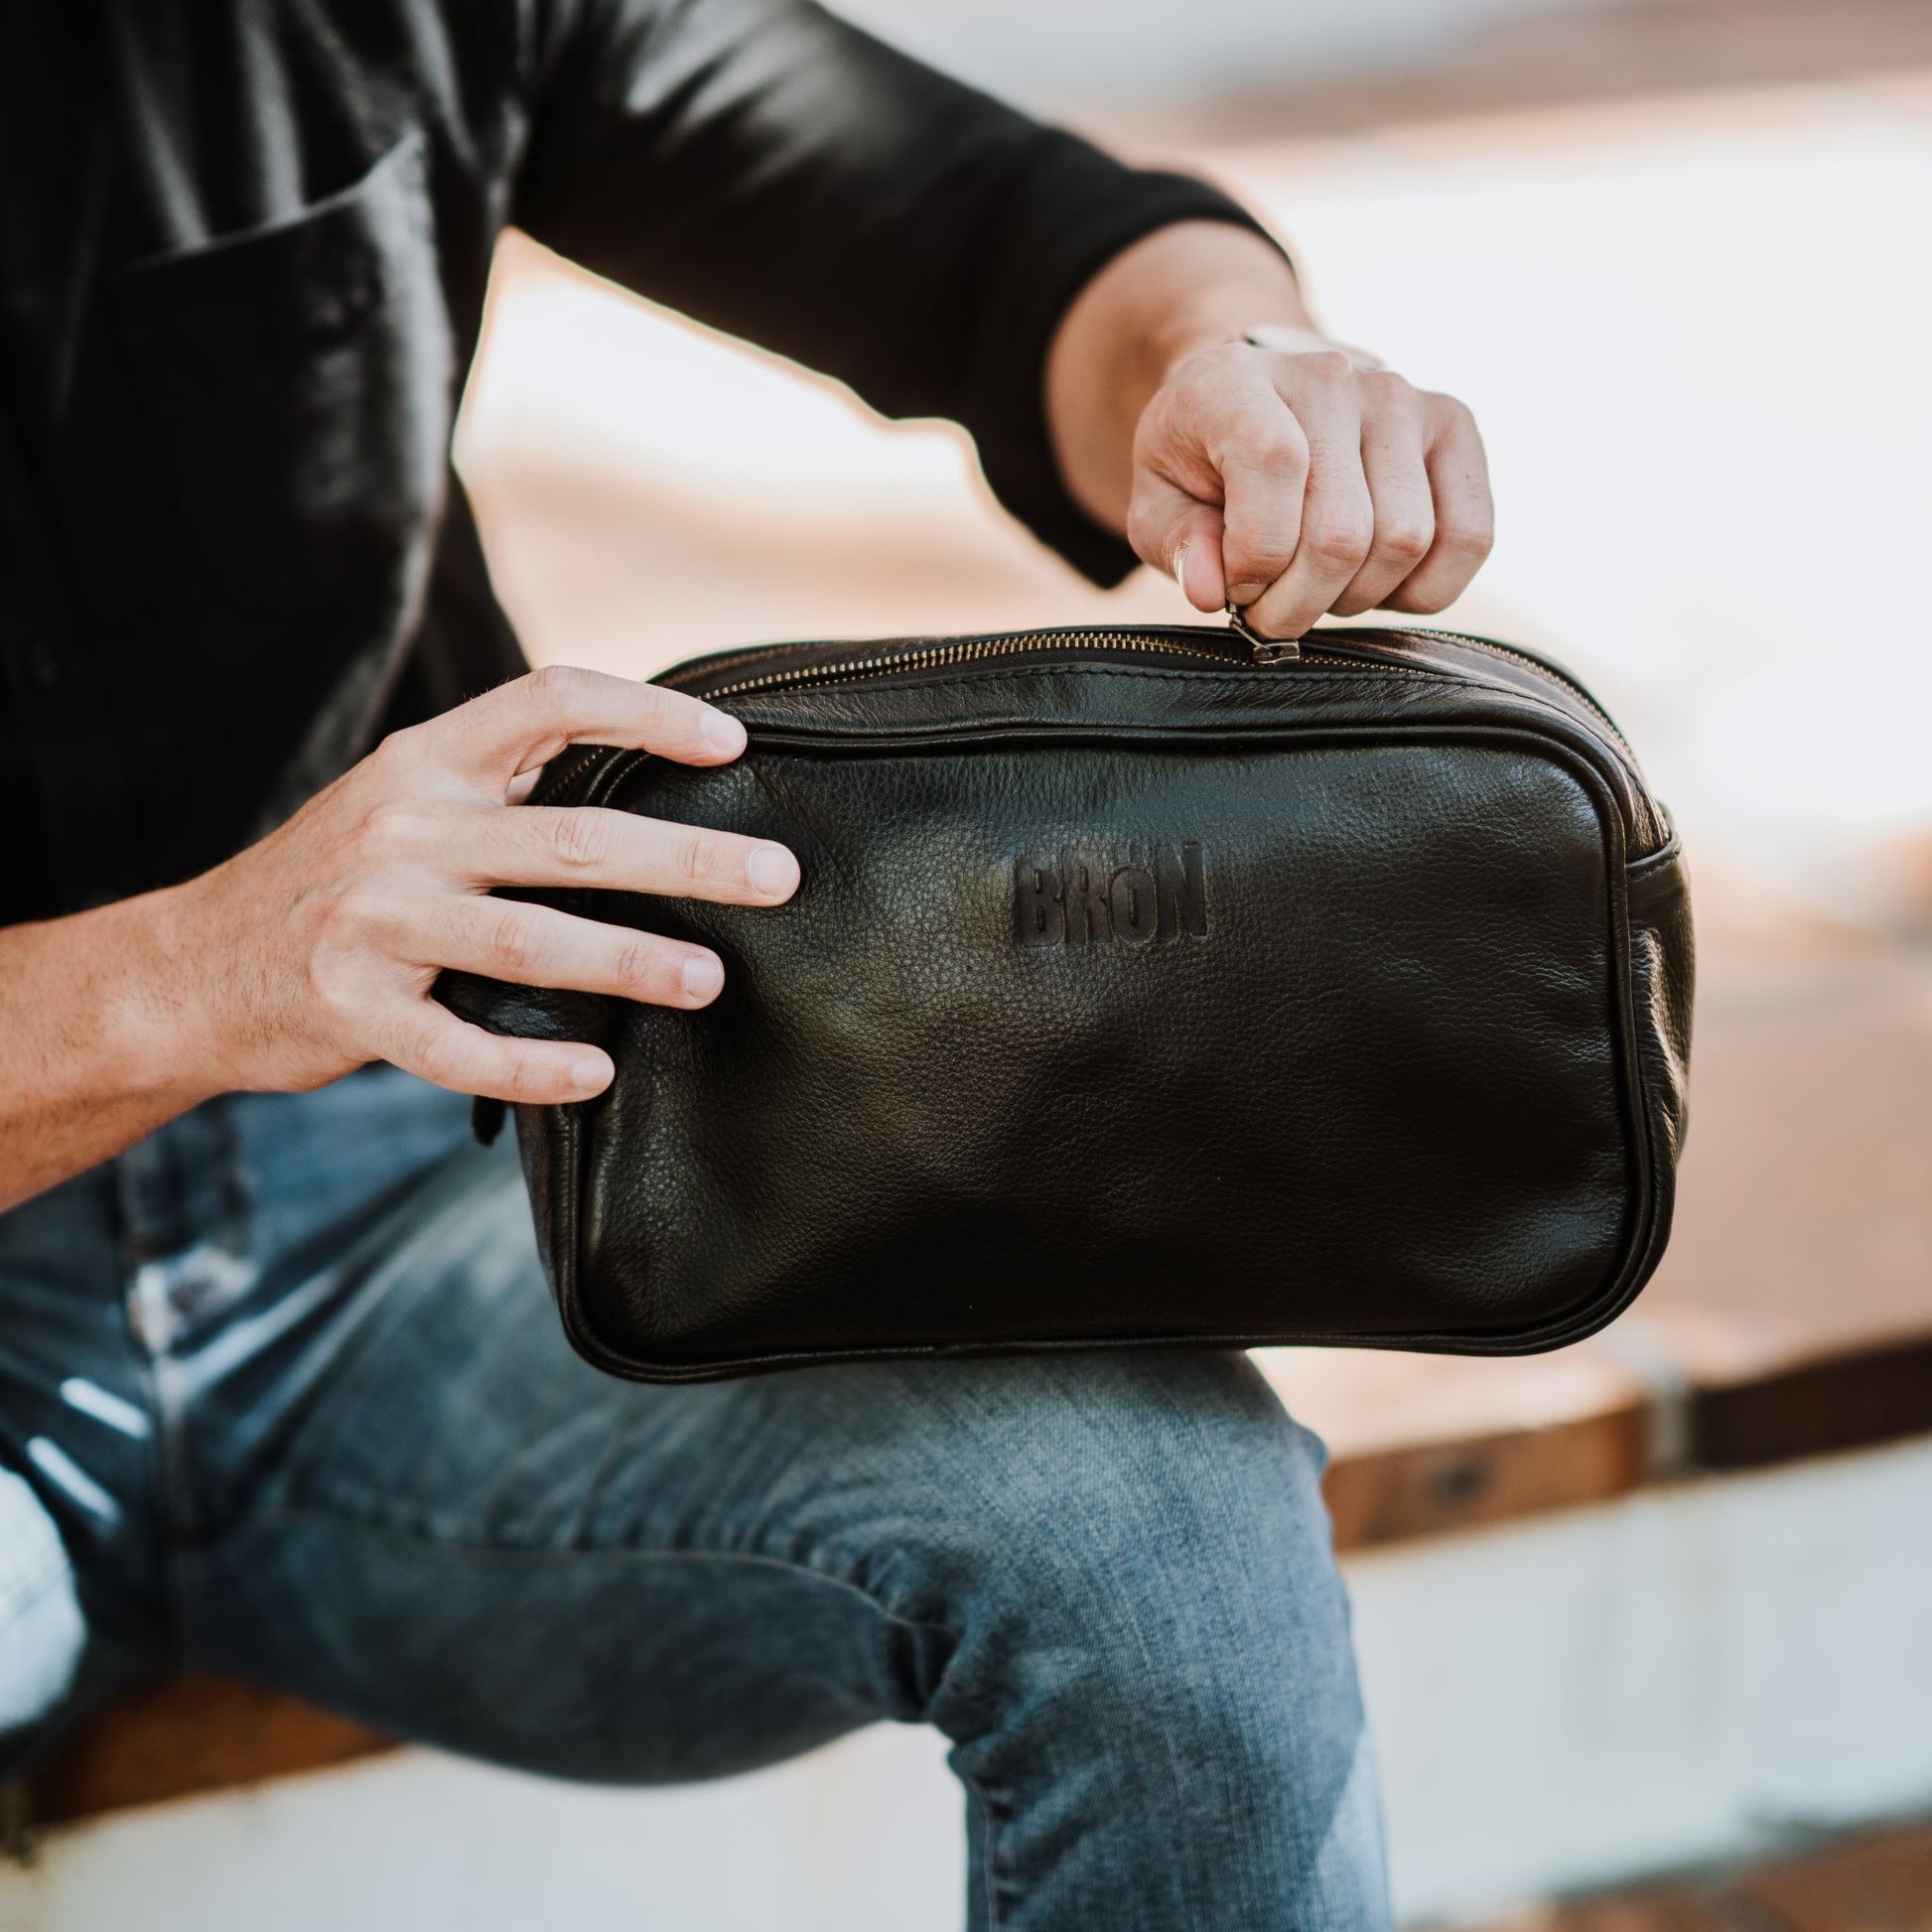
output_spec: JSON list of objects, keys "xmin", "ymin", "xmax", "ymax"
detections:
[{"xmin": 1456, "ymin": 1818, "xmax": 1932, "ymax": 1930}]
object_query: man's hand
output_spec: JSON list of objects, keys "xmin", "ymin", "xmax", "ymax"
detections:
[
  {"xmin": 1046, "ymin": 222, "xmax": 1494, "ymax": 639},
  {"xmin": 0, "ymin": 666, "xmax": 798, "ymax": 1211},
  {"xmin": 159, "ymin": 666, "xmax": 798, "ymax": 1107},
  {"xmin": 1131, "ymin": 335, "xmax": 1495, "ymax": 640}
]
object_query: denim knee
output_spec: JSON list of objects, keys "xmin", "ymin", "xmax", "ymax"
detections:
[
  {"xmin": 903, "ymin": 1350, "xmax": 1349, "ymax": 1692},
  {"xmin": 912, "ymin": 1352, "xmax": 1382, "ymax": 1913}
]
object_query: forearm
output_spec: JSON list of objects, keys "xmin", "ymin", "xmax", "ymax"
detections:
[
  {"xmin": 0, "ymin": 894, "xmax": 218, "ymax": 1212},
  {"xmin": 1046, "ymin": 220, "xmax": 1312, "ymax": 537}
]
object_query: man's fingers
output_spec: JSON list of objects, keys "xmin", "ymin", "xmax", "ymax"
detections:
[
  {"xmin": 1214, "ymin": 382, "xmax": 1312, "ymax": 608},
  {"xmin": 1134, "ymin": 344, "xmax": 1492, "ymax": 637},
  {"xmin": 433, "ymin": 899, "xmax": 728, "ymax": 1010},
  {"xmin": 1331, "ymin": 375, "xmax": 1436, "ymax": 619},
  {"xmin": 1176, "ymin": 531, "xmax": 1229, "ymax": 614},
  {"xmin": 386, "ymin": 1003, "xmax": 616, "ymax": 1107},
  {"xmin": 1242, "ymin": 373, "xmax": 1370, "ymax": 640},
  {"xmin": 1386, "ymin": 395, "xmax": 1496, "ymax": 615},
  {"xmin": 475, "ymin": 806, "xmax": 800, "ymax": 905},
  {"xmin": 1126, "ymin": 475, "xmax": 1228, "ymax": 614},
  {"xmin": 414, "ymin": 665, "xmax": 749, "ymax": 786}
]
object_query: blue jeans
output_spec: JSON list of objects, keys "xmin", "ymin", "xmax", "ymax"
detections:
[{"xmin": 0, "ymin": 1065, "xmax": 1389, "ymax": 1927}]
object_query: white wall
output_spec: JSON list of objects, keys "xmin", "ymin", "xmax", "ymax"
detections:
[
  {"xmin": 8, "ymin": 1435, "xmax": 1932, "ymax": 1930},
  {"xmin": 1356, "ymin": 1434, "xmax": 1932, "ymax": 1915}
]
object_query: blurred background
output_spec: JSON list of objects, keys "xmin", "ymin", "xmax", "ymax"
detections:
[{"xmin": 6, "ymin": 0, "xmax": 1930, "ymax": 1925}]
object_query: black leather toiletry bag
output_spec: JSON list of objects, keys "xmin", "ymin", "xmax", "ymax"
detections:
[{"xmin": 440, "ymin": 621, "xmax": 1692, "ymax": 1382}]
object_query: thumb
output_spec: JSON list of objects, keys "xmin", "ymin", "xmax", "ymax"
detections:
[
  {"xmin": 1174, "ymin": 525, "xmax": 1229, "ymax": 614},
  {"xmin": 1133, "ymin": 478, "xmax": 1228, "ymax": 614}
]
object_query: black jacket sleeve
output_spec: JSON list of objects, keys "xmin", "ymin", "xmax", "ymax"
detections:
[{"xmin": 511, "ymin": 0, "xmax": 1279, "ymax": 584}]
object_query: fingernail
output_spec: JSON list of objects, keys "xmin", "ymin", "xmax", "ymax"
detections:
[
  {"xmin": 745, "ymin": 843, "xmax": 798, "ymax": 899},
  {"xmin": 701, "ymin": 708, "xmax": 747, "ymax": 756},
  {"xmin": 681, "ymin": 955, "xmax": 725, "ymax": 1003},
  {"xmin": 1227, "ymin": 580, "xmax": 1267, "ymax": 605},
  {"xmin": 569, "ymin": 1054, "xmax": 610, "ymax": 1093},
  {"xmin": 1173, "ymin": 543, "xmax": 1189, "ymax": 594}
]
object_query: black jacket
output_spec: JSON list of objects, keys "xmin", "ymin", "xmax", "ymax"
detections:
[{"xmin": 0, "ymin": 0, "xmax": 1265, "ymax": 923}]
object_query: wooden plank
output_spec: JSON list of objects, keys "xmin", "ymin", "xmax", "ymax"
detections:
[
  {"xmin": 1449, "ymin": 1886, "xmax": 1733, "ymax": 1931},
  {"xmin": 31, "ymin": 1674, "xmax": 392, "ymax": 1825},
  {"xmin": 1731, "ymin": 1822, "xmax": 1932, "ymax": 1930},
  {"xmin": 1640, "ymin": 956, "xmax": 1932, "ymax": 1470},
  {"xmin": 1259, "ymin": 1347, "xmax": 1654, "ymax": 1552},
  {"xmin": 1319, "ymin": 1404, "xmax": 1652, "ymax": 1552},
  {"xmin": 1122, "ymin": 0, "xmax": 1932, "ymax": 146},
  {"xmin": 1694, "ymin": 1334, "xmax": 1932, "ymax": 1472}
]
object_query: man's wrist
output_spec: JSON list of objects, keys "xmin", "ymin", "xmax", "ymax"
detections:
[
  {"xmin": 0, "ymin": 885, "xmax": 231, "ymax": 1211},
  {"xmin": 91, "ymin": 885, "xmax": 228, "ymax": 1110},
  {"xmin": 1047, "ymin": 218, "xmax": 1312, "ymax": 533},
  {"xmin": 1236, "ymin": 322, "xmax": 1383, "ymax": 373},
  {"xmin": 1130, "ymin": 230, "xmax": 1315, "ymax": 388}
]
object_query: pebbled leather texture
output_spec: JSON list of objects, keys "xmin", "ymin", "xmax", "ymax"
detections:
[{"xmin": 437, "ymin": 621, "xmax": 1693, "ymax": 1381}]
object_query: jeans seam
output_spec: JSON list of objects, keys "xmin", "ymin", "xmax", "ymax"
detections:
[
  {"xmin": 971, "ymin": 1774, "xmax": 1005, "ymax": 1932},
  {"xmin": 227, "ymin": 1498, "xmax": 970, "ymax": 1648},
  {"xmin": 235, "ymin": 1507, "xmax": 1027, "ymax": 1923},
  {"xmin": 125, "ymin": 1335, "xmax": 197, "ymax": 1669}
]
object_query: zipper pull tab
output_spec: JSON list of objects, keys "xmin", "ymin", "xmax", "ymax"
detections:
[{"xmin": 1225, "ymin": 600, "xmax": 1301, "ymax": 664}]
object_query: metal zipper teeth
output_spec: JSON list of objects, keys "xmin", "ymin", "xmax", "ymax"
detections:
[
  {"xmin": 534, "ymin": 626, "xmax": 1432, "ymax": 802},
  {"xmin": 694, "ymin": 628, "xmax": 1436, "ymax": 703},
  {"xmin": 528, "ymin": 745, "xmax": 606, "ymax": 808},
  {"xmin": 689, "ymin": 622, "xmax": 1658, "ymax": 839},
  {"xmin": 671, "ymin": 621, "xmax": 1628, "ymax": 759}
]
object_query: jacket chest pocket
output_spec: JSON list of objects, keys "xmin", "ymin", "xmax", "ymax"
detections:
[{"xmin": 116, "ymin": 132, "xmax": 455, "ymax": 757}]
